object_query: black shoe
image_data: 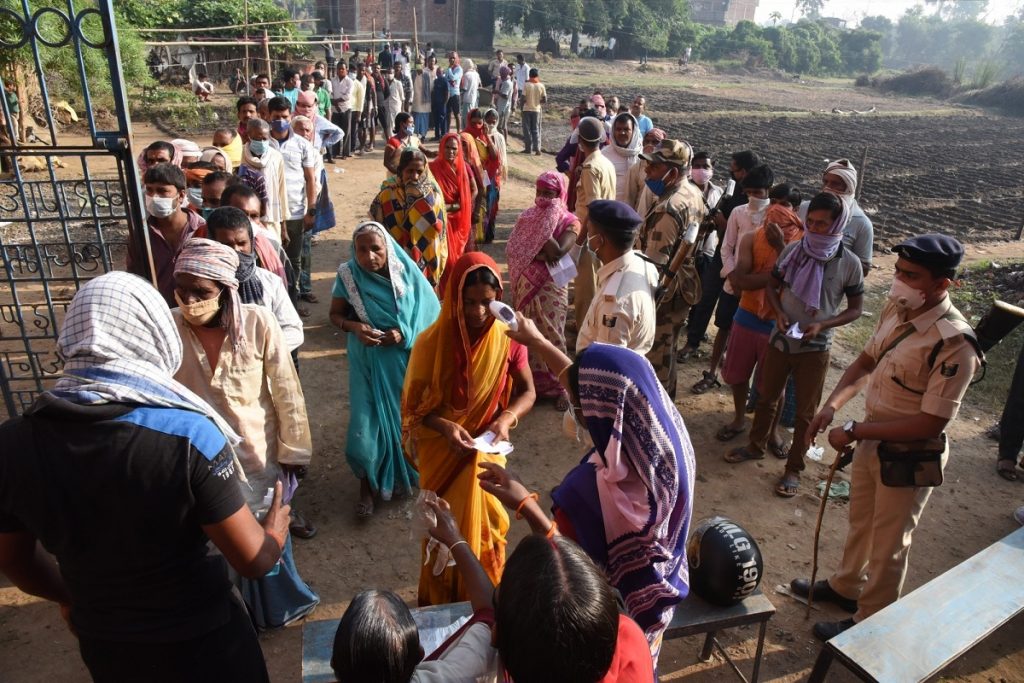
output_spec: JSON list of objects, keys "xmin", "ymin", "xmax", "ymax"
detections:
[
  {"xmin": 790, "ymin": 578, "xmax": 858, "ymax": 613},
  {"xmin": 812, "ymin": 617, "xmax": 856, "ymax": 641}
]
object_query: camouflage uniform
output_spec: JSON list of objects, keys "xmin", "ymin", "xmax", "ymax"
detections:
[{"xmin": 637, "ymin": 177, "xmax": 705, "ymax": 398}]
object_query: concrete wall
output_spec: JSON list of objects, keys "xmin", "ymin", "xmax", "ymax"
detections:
[{"xmin": 315, "ymin": 0, "xmax": 491, "ymax": 50}]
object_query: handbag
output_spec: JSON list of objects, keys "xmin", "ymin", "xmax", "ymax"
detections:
[{"xmin": 877, "ymin": 433, "xmax": 946, "ymax": 488}]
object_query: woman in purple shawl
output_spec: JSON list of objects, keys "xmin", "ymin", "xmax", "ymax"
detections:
[{"xmin": 500, "ymin": 316, "xmax": 696, "ymax": 666}]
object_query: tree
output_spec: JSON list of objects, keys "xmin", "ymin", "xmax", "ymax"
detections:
[
  {"xmin": 770, "ymin": 11, "xmax": 783, "ymax": 26},
  {"xmin": 796, "ymin": 0, "xmax": 827, "ymax": 19},
  {"xmin": 839, "ymin": 29, "xmax": 883, "ymax": 74}
]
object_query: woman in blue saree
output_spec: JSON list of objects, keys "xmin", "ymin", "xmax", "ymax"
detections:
[{"xmin": 330, "ymin": 221, "xmax": 441, "ymax": 516}]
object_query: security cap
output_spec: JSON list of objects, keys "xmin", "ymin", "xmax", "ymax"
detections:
[
  {"xmin": 893, "ymin": 234, "xmax": 964, "ymax": 272},
  {"xmin": 577, "ymin": 116, "xmax": 605, "ymax": 144},
  {"xmin": 588, "ymin": 200, "xmax": 643, "ymax": 233},
  {"xmin": 640, "ymin": 139, "xmax": 692, "ymax": 168}
]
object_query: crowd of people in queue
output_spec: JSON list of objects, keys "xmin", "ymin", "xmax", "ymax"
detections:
[{"xmin": 0, "ymin": 40, "xmax": 1006, "ymax": 683}]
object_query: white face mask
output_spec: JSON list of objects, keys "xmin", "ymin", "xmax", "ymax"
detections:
[
  {"xmin": 887, "ymin": 278, "xmax": 927, "ymax": 311},
  {"xmin": 186, "ymin": 187, "xmax": 204, "ymax": 209},
  {"xmin": 746, "ymin": 196, "xmax": 770, "ymax": 212},
  {"xmin": 145, "ymin": 194, "xmax": 177, "ymax": 219}
]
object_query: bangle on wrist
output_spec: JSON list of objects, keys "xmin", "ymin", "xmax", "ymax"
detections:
[
  {"xmin": 545, "ymin": 520, "xmax": 559, "ymax": 539},
  {"xmin": 501, "ymin": 409, "xmax": 519, "ymax": 430},
  {"xmin": 515, "ymin": 492, "xmax": 539, "ymax": 519},
  {"xmin": 449, "ymin": 539, "xmax": 468, "ymax": 553}
]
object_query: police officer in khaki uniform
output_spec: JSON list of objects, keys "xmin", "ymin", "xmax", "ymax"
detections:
[
  {"xmin": 573, "ymin": 200, "xmax": 658, "ymax": 354},
  {"xmin": 636, "ymin": 139, "xmax": 705, "ymax": 398},
  {"xmin": 790, "ymin": 234, "xmax": 982, "ymax": 640},
  {"xmin": 572, "ymin": 117, "xmax": 618, "ymax": 335}
]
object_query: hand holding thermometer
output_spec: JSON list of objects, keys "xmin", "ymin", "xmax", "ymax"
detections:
[{"xmin": 488, "ymin": 301, "xmax": 519, "ymax": 331}]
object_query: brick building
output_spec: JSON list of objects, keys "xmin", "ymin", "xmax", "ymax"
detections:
[
  {"xmin": 315, "ymin": 0, "xmax": 493, "ymax": 52},
  {"xmin": 690, "ymin": 0, "xmax": 759, "ymax": 26}
]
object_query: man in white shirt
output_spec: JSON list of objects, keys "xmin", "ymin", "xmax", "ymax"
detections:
[
  {"xmin": 330, "ymin": 62, "xmax": 355, "ymax": 158},
  {"xmin": 721, "ymin": 165, "xmax": 774, "ymax": 299},
  {"xmin": 382, "ymin": 66, "xmax": 405, "ymax": 140},
  {"xmin": 513, "ymin": 53, "xmax": 530, "ymax": 111},
  {"xmin": 488, "ymin": 49, "xmax": 508, "ymax": 87},
  {"xmin": 267, "ymin": 96, "xmax": 317, "ymax": 304},
  {"xmin": 411, "ymin": 65, "xmax": 435, "ymax": 137}
]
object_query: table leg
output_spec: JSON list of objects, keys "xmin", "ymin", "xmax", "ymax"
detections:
[
  {"xmin": 807, "ymin": 647, "xmax": 834, "ymax": 683},
  {"xmin": 700, "ymin": 631, "xmax": 717, "ymax": 661},
  {"xmin": 751, "ymin": 619, "xmax": 768, "ymax": 683}
]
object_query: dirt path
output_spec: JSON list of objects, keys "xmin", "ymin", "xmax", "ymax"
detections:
[{"xmin": 2, "ymin": 91, "xmax": 1024, "ymax": 681}]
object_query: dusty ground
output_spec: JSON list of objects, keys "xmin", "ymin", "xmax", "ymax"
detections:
[{"xmin": 2, "ymin": 61, "xmax": 1024, "ymax": 682}]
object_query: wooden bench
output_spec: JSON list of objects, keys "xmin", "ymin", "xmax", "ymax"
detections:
[
  {"xmin": 808, "ymin": 526, "xmax": 1024, "ymax": 682},
  {"xmin": 301, "ymin": 593, "xmax": 775, "ymax": 683}
]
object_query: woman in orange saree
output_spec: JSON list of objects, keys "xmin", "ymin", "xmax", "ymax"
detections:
[
  {"xmin": 429, "ymin": 133, "xmax": 477, "ymax": 272},
  {"xmin": 402, "ymin": 252, "xmax": 536, "ymax": 605}
]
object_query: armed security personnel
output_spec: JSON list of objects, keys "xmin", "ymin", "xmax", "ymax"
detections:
[
  {"xmin": 637, "ymin": 139, "xmax": 705, "ymax": 398},
  {"xmin": 573, "ymin": 200, "xmax": 659, "ymax": 354},
  {"xmin": 792, "ymin": 234, "xmax": 982, "ymax": 640}
]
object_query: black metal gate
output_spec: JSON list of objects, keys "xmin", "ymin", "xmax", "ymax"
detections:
[{"xmin": 0, "ymin": 0, "xmax": 145, "ymax": 416}]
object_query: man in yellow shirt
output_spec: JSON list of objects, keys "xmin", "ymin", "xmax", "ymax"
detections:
[{"xmin": 521, "ymin": 68, "xmax": 546, "ymax": 156}]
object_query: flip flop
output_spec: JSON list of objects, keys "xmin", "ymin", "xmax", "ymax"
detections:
[
  {"xmin": 724, "ymin": 446, "xmax": 764, "ymax": 464},
  {"xmin": 997, "ymin": 460, "xmax": 1019, "ymax": 482},
  {"xmin": 555, "ymin": 394, "xmax": 570, "ymax": 412},
  {"xmin": 692, "ymin": 371, "xmax": 721, "ymax": 395},
  {"xmin": 769, "ymin": 440, "xmax": 791, "ymax": 459},
  {"xmin": 355, "ymin": 500, "xmax": 375, "ymax": 518},
  {"xmin": 716, "ymin": 423, "xmax": 746, "ymax": 442},
  {"xmin": 775, "ymin": 473, "xmax": 800, "ymax": 498}
]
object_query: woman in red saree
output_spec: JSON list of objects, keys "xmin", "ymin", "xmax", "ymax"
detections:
[
  {"xmin": 463, "ymin": 109, "xmax": 504, "ymax": 244},
  {"xmin": 506, "ymin": 171, "xmax": 580, "ymax": 410},
  {"xmin": 401, "ymin": 252, "xmax": 536, "ymax": 605},
  {"xmin": 429, "ymin": 133, "xmax": 477, "ymax": 270}
]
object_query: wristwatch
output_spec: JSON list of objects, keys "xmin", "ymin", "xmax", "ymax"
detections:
[
  {"xmin": 306, "ymin": 208, "xmax": 317, "ymax": 217},
  {"xmin": 843, "ymin": 420, "xmax": 857, "ymax": 441}
]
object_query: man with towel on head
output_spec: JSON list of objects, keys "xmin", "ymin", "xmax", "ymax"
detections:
[
  {"xmin": 799, "ymin": 158, "xmax": 873, "ymax": 275},
  {"xmin": 573, "ymin": 199, "xmax": 659, "ymax": 354}
]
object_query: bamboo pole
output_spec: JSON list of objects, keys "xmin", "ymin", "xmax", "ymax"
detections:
[
  {"xmin": 856, "ymin": 146, "xmax": 868, "ymax": 202},
  {"xmin": 134, "ymin": 19, "xmax": 316, "ymax": 33},
  {"xmin": 243, "ymin": 0, "xmax": 250, "ymax": 91},
  {"xmin": 454, "ymin": 0, "xmax": 460, "ymax": 51},
  {"xmin": 806, "ymin": 447, "xmax": 852, "ymax": 619},
  {"xmin": 413, "ymin": 6, "xmax": 419, "ymax": 69},
  {"xmin": 263, "ymin": 30, "xmax": 271, "ymax": 77}
]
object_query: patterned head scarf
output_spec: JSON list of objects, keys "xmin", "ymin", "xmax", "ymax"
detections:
[
  {"xmin": 777, "ymin": 195, "xmax": 852, "ymax": 313},
  {"xmin": 647, "ymin": 128, "xmax": 667, "ymax": 144},
  {"xmin": 50, "ymin": 271, "xmax": 242, "ymax": 448},
  {"xmin": 172, "ymin": 139, "xmax": 202, "ymax": 164},
  {"xmin": 506, "ymin": 170, "xmax": 573, "ymax": 293},
  {"xmin": 174, "ymin": 238, "xmax": 247, "ymax": 358},
  {"xmin": 233, "ymin": 219, "xmax": 264, "ymax": 306},
  {"xmin": 552, "ymin": 343, "xmax": 695, "ymax": 646},
  {"xmin": 823, "ymin": 159, "xmax": 858, "ymax": 197},
  {"xmin": 137, "ymin": 142, "xmax": 183, "ymax": 174}
]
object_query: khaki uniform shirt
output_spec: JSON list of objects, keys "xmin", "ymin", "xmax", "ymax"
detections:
[
  {"xmin": 576, "ymin": 251, "xmax": 658, "ymax": 354},
  {"xmin": 637, "ymin": 180, "xmax": 705, "ymax": 303},
  {"xmin": 573, "ymin": 150, "xmax": 617, "ymax": 229},
  {"xmin": 863, "ymin": 297, "xmax": 981, "ymax": 423}
]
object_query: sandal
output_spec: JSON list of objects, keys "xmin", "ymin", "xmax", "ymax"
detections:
[
  {"xmin": 676, "ymin": 345, "xmax": 698, "ymax": 363},
  {"xmin": 355, "ymin": 500, "xmax": 375, "ymax": 518},
  {"xmin": 775, "ymin": 473, "xmax": 800, "ymax": 498},
  {"xmin": 724, "ymin": 446, "xmax": 764, "ymax": 464},
  {"xmin": 555, "ymin": 394, "xmax": 570, "ymax": 412},
  {"xmin": 299, "ymin": 292, "xmax": 319, "ymax": 304},
  {"xmin": 691, "ymin": 371, "xmax": 721, "ymax": 395},
  {"xmin": 997, "ymin": 459, "xmax": 1019, "ymax": 482},
  {"xmin": 716, "ymin": 423, "xmax": 746, "ymax": 442},
  {"xmin": 769, "ymin": 440, "xmax": 791, "ymax": 459}
]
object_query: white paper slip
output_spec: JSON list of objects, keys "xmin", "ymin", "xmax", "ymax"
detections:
[
  {"xmin": 547, "ymin": 253, "xmax": 578, "ymax": 288},
  {"xmin": 786, "ymin": 322, "xmax": 804, "ymax": 339},
  {"xmin": 473, "ymin": 431, "xmax": 514, "ymax": 456}
]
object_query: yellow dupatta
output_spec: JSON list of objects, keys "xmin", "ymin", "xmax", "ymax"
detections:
[{"xmin": 401, "ymin": 252, "xmax": 513, "ymax": 605}]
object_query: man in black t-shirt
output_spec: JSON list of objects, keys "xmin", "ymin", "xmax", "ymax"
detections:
[{"xmin": 0, "ymin": 272, "xmax": 291, "ymax": 683}]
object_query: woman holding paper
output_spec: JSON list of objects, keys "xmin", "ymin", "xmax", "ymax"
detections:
[
  {"xmin": 401, "ymin": 252, "xmax": 536, "ymax": 605},
  {"xmin": 506, "ymin": 171, "xmax": 580, "ymax": 411}
]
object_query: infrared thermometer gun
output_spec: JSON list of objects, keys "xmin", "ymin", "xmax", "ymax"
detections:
[{"xmin": 488, "ymin": 301, "xmax": 519, "ymax": 331}]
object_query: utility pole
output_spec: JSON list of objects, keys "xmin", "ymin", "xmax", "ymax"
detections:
[
  {"xmin": 263, "ymin": 29, "xmax": 271, "ymax": 78},
  {"xmin": 454, "ymin": 0, "xmax": 460, "ymax": 51}
]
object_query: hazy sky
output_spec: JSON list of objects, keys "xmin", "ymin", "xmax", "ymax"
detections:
[{"xmin": 753, "ymin": 0, "xmax": 1023, "ymax": 26}]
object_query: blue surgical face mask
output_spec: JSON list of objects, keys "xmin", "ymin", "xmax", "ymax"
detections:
[
  {"xmin": 201, "ymin": 207, "xmax": 214, "ymax": 219},
  {"xmin": 405, "ymin": 125, "xmax": 415, "ymax": 136},
  {"xmin": 249, "ymin": 139, "xmax": 268, "ymax": 156},
  {"xmin": 271, "ymin": 119, "xmax": 290, "ymax": 134},
  {"xmin": 645, "ymin": 168, "xmax": 673, "ymax": 197}
]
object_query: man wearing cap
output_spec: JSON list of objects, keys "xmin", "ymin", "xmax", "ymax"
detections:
[
  {"xmin": 636, "ymin": 139, "xmax": 705, "ymax": 398},
  {"xmin": 798, "ymin": 158, "xmax": 873, "ymax": 275},
  {"xmin": 572, "ymin": 116, "xmax": 618, "ymax": 336},
  {"xmin": 793, "ymin": 234, "xmax": 982, "ymax": 640},
  {"xmin": 573, "ymin": 200, "xmax": 659, "ymax": 353}
]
